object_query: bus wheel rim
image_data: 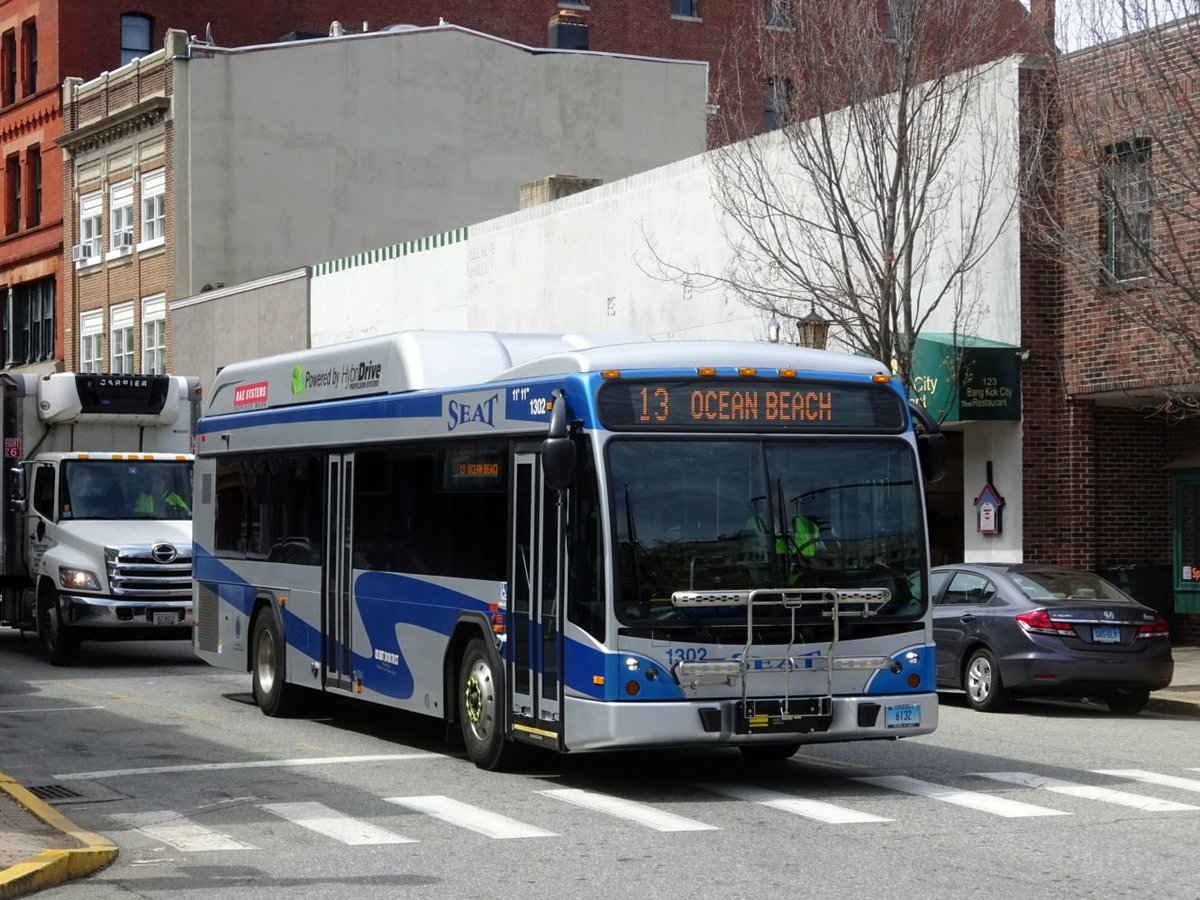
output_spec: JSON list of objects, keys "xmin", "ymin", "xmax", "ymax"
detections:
[
  {"xmin": 464, "ymin": 658, "xmax": 494, "ymax": 739},
  {"xmin": 257, "ymin": 630, "xmax": 276, "ymax": 695}
]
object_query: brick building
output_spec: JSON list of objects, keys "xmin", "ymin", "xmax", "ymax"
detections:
[{"xmin": 1040, "ymin": 12, "xmax": 1200, "ymax": 636}]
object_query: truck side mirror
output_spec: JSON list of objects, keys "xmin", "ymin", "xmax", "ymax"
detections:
[
  {"xmin": 542, "ymin": 390, "xmax": 576, "ymax": 491},
  {"xmin": 8, "ymin": 468, "xmax": 25, "ymax": 512}
]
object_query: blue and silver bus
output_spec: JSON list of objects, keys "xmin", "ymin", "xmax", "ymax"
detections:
[{"xmin": 193, "ymin": 331, "xmax": 947, "ymax": 769}]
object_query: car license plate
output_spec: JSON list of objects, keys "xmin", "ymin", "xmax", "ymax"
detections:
[
  {"xmin": 1092, "ymin": 625, "xmax": 1121, "ymax": 643},
  {"xmin": 153, "ymin": 611, "xmax": 177, "ymax": 626},
  {"xmin": 885, "ymin": 703, "xmax": 920, "ymax": 729}
]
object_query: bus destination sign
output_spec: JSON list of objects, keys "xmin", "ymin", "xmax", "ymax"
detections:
[{"xmin": 597, "ymin": 380, "xmax": 906, "ymax": 432}]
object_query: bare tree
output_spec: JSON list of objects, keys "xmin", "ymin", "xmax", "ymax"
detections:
[
  {"xmin": 650, "ymin": 0, "xmax": 1042, "ymax": 395},
  {"xmin": 1037, "ymin": 1, "xmax": 1200, "ymax": 417}
]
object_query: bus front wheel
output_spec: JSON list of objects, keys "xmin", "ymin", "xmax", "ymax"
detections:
[
  {"xmin": 252, "ymin": 609, "xmax": 302, "ymax": 717},
  {"xmin": 459, "ymin": 638, "xmax": 515, "ymax": 771}
]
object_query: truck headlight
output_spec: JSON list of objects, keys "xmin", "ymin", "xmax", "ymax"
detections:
[{"xmin": 59, "ymin": 567, "xmax": 101, "ymax": 591}]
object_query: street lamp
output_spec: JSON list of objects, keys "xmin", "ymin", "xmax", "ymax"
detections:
[{"xmin": 796, "ymin": 305, "xmax": 829, "ymax": 350}]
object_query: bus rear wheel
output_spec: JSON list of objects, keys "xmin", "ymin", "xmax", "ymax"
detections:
[
  {"xmin": 252, "ymin": 608, "xmax": 303, "ymax": 717},
  {"xmin": 459, "ymin": 638, "xmax": 516, "ymax": 771}
]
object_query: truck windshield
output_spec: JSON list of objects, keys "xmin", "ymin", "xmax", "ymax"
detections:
[
  {"xmin": 608, "ymin": 438, "xmax": 926, "ymax": 630},
  {"xmin": 61, "ymin": 460, "xmax": 193, "ymax": 521}
]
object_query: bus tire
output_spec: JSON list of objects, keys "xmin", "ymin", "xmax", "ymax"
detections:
[
  {"xmin": 40, "ymin": 588, "xmax": 80, "ymax": 667},
  {"xmin": 251, "ymin": 608, "xmax": 303, "ymax": 717},
  {"xmin": 963, "ymin": 647, "xmax": 1009, "ymax": 712},
  {"xmin": 739, "ymin": 742, "xmax": 801, "ymax": 762},
  {"xmin": 459, "ymin": 637, "xmax": 515, "ymax": 771}
]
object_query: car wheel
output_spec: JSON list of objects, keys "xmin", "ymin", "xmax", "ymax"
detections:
[
  {"xmin": 459, "ymin": 638, "xmax": 518, "ymax": 771},
  {"xmin": 963, "ymin": 648, "xmax": 1009, "ymax": 712},
  {"xmin": 40, "ymin": 588, "xmax": 80, "ymax": 667},
  {"xmin": 739, "ymin": 742, "xmax": 801, "ymax": 762},
  {"xmin": 1105, "ymin": 689, "xmax": 1150, "ymax": 716},
  {"xmin": 251, "ymin": 608, "xmax": 303, "ymax": 717}
]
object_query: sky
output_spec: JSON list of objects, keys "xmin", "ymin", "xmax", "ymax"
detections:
[{"xmin": 1022, "ymin": 0, "xmax": 1197, "ymax": 52}]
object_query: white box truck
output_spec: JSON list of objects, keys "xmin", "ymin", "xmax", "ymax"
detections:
[{"xmin": 0, "ymin": 373, "xmax": 200, "ymax": 665}]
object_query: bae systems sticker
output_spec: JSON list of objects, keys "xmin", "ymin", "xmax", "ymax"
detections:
[{"xmin": 233, "ymin": 381, "xmax": 269, "ymax": 409}]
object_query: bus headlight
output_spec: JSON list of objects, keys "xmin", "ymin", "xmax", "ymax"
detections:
[{"xmin": 59, "ymin": 567, "xmax": 101, "ymax": 591}]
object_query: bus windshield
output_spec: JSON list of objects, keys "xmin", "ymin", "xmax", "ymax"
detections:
[{"xmin": 608, "ymin": 439, "xmax": 925, "ymax": 628}]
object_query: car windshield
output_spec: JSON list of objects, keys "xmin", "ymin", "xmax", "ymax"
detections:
[
  {"xmin": 61, "ymin": 459, "xmax": 193, "ymax": 521},
  {"xmin": 608, "ymin": 438, "xmax": 926, "ymax": 630},
  {"xmin": 1008, "ymin": 569, "xmax": 1134, "ymax": 604}
]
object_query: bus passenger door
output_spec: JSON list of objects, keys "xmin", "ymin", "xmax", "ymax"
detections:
[
  {"xmin": 510, "ymin": 451, "xmax": 563, "ymax": 749},
  {"xmin": 325, "ymin": 453, "xmax": 355, "ymax": 691}
]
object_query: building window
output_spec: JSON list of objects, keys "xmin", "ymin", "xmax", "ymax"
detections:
[
  {"xmin": 20, "ymin": 18, "xmax": 35, "ymax": 96},
  {"xmin": 142, "ymin": 294, "xmax": 166, "ymax": 374},
  {"xmin": 120, "ymin": 14, "xmax": 153, "ymax": 66},
  {"xmin": 1103, "ymin": 137, "xmax": 1152, "ymax": 281},
  {"xmin": 3, "ymin": 278, "xmax": 54, "ymax": 366},
  {"xmin": 5, "ymin": 153, "xmax": 18, "ymax": 235},
  {"xmin": 1, "ymin": 30, "xmax": 14, "ymax": 106},
  {"xmin": 671, "ymin": 0, "xmax": 699, "ymax": 18},
  {"xmin": 765, "ymin": 77, "xmax": 793, "ymax": 132},
  {"xmin": 80, "ymin": 310, "xmax": 103, "ymax": 373},
  {"xmin": 25, "ymin": 145, "xmax": 39, "ymax": 228},
  {"xmin": 110, "ymin": 302, "xmax": 134, "ymax": 373},
  {"xmin": 766, "ymin": 0, "xmax": 791, "ymax": 28},
  {"xmin": 140, "ymin": 169, "xmax": 165, "ymax": 245},
  {"xmin": 78, "ymin": 190, "xmax": 102, "ymax": 264},
  {"xmin": 109, "ymin": 179, "xmax": 134, "ymax": 255}
]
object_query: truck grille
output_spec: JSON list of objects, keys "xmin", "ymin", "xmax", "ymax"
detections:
[{"xmin": 106, "ymin": 544, "xmax": 192, "ymax": 600}]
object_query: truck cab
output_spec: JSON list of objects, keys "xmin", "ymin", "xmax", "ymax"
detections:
[{"xmin": 0, "ymin": 373, "xmax": 199, "ymax": 664}]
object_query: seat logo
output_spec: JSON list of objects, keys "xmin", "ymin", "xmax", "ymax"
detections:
[{"xmin": 151, "ymin": 543, "xmax": 178, "ymax": 563}]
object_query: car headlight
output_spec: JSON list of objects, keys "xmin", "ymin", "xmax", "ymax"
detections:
[{"xmin": 59, "ymin": 567, "xmax": 101, "ymax": 591}]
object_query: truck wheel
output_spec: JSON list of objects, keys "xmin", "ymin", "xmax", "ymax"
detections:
[
  {"xmin": 459, "ymin": 638, "xmax": 516, "ymax": 770},
  {"xmin": 251, "ymin": 608, "xmax": 302, "ymax": 717},
  {"xmin": 40, "ymin": 590, "xmax": 80, "ymax": 667}
]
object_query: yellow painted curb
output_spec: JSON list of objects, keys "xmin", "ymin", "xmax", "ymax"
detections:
[{"xmin": 0, "ymin": 772, "xmax": 117, "ymax": 898}]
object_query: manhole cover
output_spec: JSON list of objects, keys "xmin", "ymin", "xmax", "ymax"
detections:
[{"xmin": 26, "ymin": 785, "xmax": 84, "ymax": 802}]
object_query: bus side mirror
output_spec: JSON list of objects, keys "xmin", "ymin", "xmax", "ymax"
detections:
[
  {"xmin": 542, "ymin": 390, "xmax": 576, "ymax": 491},
  {"xmin": 909, "ymin": 402, "xmax": 947, "ymax": 484},
  {"xmin": 918, "ymin": 432, "xmax": 947, "ymax": 484}
]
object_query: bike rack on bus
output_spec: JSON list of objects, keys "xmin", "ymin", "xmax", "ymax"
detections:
[{"xmin": 669, "ymin": 587, "xmax": 894, "ymax": 733}]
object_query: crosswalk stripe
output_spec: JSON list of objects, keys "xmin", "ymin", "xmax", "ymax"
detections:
[
  {"xmin": 1093, "ymin": 770, "xmax": 1200, "ymax": 794},
  {"xmin": 109, "ymin": 811, "xmax": 256, "ymax": 851},
  {"xmin": 385, "ymin": 795, "xmax": 557, "ymax": 839},
  {"xmin": 260, "ymin": 801, "xmax": 416, "ymax": 845},
  {"xmin": 699, "ymin": 782, "xmax": 891, "ymax": 824},
  {"xmin": 857, "ymin": 775, "xmax": 1069, "ymax": 817},
  {"xmin": 976, "ymin": 772, "xmax": 1200, "ymax": 812},
  {"xmin": 538, "ymin": 788, "xmax": 718, "ymax": 831}
]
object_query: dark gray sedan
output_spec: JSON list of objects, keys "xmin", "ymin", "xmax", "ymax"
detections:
[{"xmin": 931, "ymin": 563, "xmax": 1174, "ymax": 714}]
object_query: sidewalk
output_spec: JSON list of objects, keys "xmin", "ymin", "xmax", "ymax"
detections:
[{"xmin": 2, "ymin": 646, "xmax": 1199, "ymax": 897}]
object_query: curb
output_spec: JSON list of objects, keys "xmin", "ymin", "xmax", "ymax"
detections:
[
  {"xmin": 1148, "ymin": 695, "xmax": 1200, "ymax": 718},
  {"xmin": 0, "ymin": 772, "xmax": 117, "ymax": 899}
]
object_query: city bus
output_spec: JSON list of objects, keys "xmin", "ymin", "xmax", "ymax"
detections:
[{"xmin": 193, "ymin": 330, "xmax": 947, "ymax": 769}]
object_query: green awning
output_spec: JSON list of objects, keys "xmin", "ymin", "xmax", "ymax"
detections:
[{"xmin": 910, "ymin": 333, "xmax": 1022, "ymax": 422}]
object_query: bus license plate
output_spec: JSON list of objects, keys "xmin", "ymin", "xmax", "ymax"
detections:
[
  {"xmin": 153, "ymin": 612, "xmax": 177, "ymax": 626},
  {"xmin": 1092, "ymin": 625, "xmax": 1121, "ymax": 643},
  {"xmin": 885, "ymin": 703, "xmax": 920, "ymax": 729}
]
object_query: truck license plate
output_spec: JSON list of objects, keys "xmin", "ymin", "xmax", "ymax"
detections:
[
  {"xmin": 153, "ymin": 612, "xmax": 177, "ymax": 626},
  {"xmin": 885, "ymin": 703, "xmax": 920, "ymax": 728}
]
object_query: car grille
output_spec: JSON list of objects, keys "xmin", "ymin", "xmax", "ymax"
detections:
[{"xmin": 105, "ymin": 545, "xmax": 192, "ymax": 600}]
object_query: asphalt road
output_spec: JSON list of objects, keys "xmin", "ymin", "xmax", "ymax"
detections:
[{"xmin": 2, "ymin": 632, "xmax": 1198, "ymax": 900}]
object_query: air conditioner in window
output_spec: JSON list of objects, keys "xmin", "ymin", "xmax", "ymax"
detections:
[
  {"xmin": 71, "ymin": 244, "xmax": 89, "ymax": 262},
  {"xmin": 114, "ymin": 232, "xmax": 134, "ymax": 249}
]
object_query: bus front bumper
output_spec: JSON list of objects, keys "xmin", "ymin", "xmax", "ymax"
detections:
[{"xmin": 561, "ymin": 692, "xmax": 938, "ymax": 752}]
